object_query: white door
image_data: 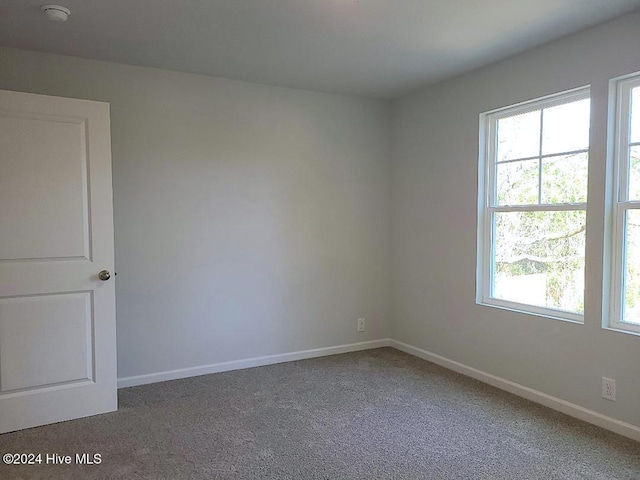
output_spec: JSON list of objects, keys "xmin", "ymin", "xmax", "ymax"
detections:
[{"xmin": 0, "ymin": 89, "xmax": 117, "ymax": 433}]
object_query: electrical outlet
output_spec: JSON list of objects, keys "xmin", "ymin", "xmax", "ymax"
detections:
[
  {"xmin": 602, "ymin": 377, "xmax": 616, "ymax": 401},
  {"xmin": 357, "ymin": 318, "xmax": 366, "ymax": 332}
]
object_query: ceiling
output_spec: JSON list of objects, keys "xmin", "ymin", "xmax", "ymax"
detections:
[{"xmin": 1, "ymin": 1, "xmax": 639, "ymax": 98}]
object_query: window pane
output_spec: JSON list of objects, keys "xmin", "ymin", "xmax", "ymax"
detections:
[
  {"xmin": 541, "ymin": 153, "xmax": 588, "ymax": 204},
  {"xmin": 496, "ymin": 159, "xmax": 539, "ymax": 205},
  {"xmin": 493, "ymin": 210, "xmax": 586, "ymax": 313},
  {"xmin": 631, "ymin": 86, "xmax": 640, "ymax": 144},
  {"xmin": 542, "ymin": 99, "xmax": 590, "ymax": 155},
  {"xmin": 623, "ymin": 210, "xmax": 640, "ymax": 325},
  {"xmin": 497, "ymin": 110, "xmax": 540, "ymax": 162},
  {"xmin": 629, "ymin": 146, "xmax": 640, "ymax": 201}
]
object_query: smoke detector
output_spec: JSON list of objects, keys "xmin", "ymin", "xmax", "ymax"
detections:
[{"xmin": 41, "ymin": 5, "xmax": 71, "ymax": 22}]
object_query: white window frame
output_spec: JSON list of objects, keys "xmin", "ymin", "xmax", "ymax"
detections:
[
  {"xmin": 606, "ymin": 72, "xmax": 640, "ymax": 335},
  {"xmin": 477, "ymin": 86, "xmax": 590, "ymax": 323}
]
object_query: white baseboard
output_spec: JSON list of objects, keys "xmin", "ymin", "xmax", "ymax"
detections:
[
  {"xmin": 389, "ymin": 339, "xmax": 640, "ymax": 443},
  {"xmin": 117, "ymin": 336, "xmax": 640, "ymax": 443},
  {"xmin": 117, "ymin": 338, "xmax": 391, "ymax": 388}
]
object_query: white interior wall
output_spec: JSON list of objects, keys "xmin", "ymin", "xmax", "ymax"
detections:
[
  {"xmin": 0, "ymin": 47, "xmax": 391, "ymax": 379},
  {"xmin": 391, "ymin": 11, "xmax": 640, "ymax": 428}
]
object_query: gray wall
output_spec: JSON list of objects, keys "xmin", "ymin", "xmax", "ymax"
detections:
[
  {"xmin": 0, "ymin": 47, "xmax": 391, "ymax": 379},
  {"xmin": 391, "ymin": 11, "xmax": 640, "ymax": 427}
]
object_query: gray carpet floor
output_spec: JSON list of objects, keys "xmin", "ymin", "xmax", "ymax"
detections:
[{"xmin": 0, "ymin": 347, "xmax": 639, "ymax": 479}]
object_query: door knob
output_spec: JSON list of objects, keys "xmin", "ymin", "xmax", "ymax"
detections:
[{"xmin": 98, "ymin": 270, "xmax": 111, "ymax": 281}]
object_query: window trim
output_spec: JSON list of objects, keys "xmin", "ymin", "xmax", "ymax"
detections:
[
  {"xmin": 606, "ymin": 72, "xmax": 640, "ymax": 336},
  {"xmin": 476, "ymin": 86, "xmax": 591, "ymax": 324}
]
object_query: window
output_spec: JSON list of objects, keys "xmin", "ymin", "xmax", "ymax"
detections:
[
  {"xmin": 477, "ymin": 87, "xmax": 591, "ymax": 322},
  {"xmin": 608, "ymin": 73, "xmax": 640, "ymax": 334}
]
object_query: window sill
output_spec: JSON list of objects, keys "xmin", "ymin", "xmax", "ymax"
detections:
[
  {"xmin": 477, "ymin": 298, "xmax": 584, "ymax": 325},
  {"xmin": 602, "ymin": 324, "xmax": 640, "ymax": 337}
]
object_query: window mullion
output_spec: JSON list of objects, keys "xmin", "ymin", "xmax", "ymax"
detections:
[
  {"xmin": 538, "ymin": 109, "xmax": 544, "ymax": 205},
  {"xmin": 489, "ymin": 203, "xmax": 587, "ymax": 213},
  {"xmin": 496, "ymin": 148, "xmax": 589, "ymax": 165}
]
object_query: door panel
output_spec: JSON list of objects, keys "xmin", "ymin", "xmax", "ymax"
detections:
[
  {"xmin": 0, "ymin": 89, "xmax": 116, "ymax": 433},
  {"xmin": 0, "ymin": 113, "xmax": 89, "ymax": 261},
  {"xmin": 0, "ymin": 292, "xmax": 92, "ymax": 392}
]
